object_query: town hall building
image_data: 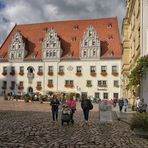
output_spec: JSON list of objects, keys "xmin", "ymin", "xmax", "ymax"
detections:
[{"xmin": 0, "ymin": 17, "xmax": 122, "ymax": 99}]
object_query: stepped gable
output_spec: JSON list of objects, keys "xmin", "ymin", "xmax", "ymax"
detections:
[{"xmin": 0, "ymin": 17, "xmax": 121, "ymax": 60}]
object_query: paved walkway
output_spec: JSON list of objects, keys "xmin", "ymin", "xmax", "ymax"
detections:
[{"xmin": 0, "ymin": 100, "xmax": 148, "ymax": 148}]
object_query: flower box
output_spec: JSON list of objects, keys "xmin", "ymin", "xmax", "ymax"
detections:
[
  {"xmin": 36, "ymin": 86, "xmax": 42, "ymax": 91},
  {"xmin": 86, "ymin": 84, "xmax": 92, "ymax": 87},
  {"xmin": 76, "ymin": 72, "xmax": 82, "ymax": 77},
  {"xmin": 2, "ymin": 72, "xmax": 7, "ymax": 76},
  {"xmin": 90, "ymin": 72, "xmax": 96, "ymax": 77},
  {"xmin": 112, "ymin": 72, "xmax": 119, "ymax": 76},
  {"xmin": 58, "ymin": 71, "xmax": 64, "ymax": 76},
  {"xmin": 10, "ymin": 71, "xmax": 15, "ymax": 76},
  {"xmin": 10, "ymin": 86, "xmax": 14, "ymax": 90},
  {"xmin": 101, "ymin": 72, "xmax": 107, "ymax": 76},
  {"xmin": 19, "ymin": 72, "xmax": 24, "ymax": 76},
  {"xmin": 48, "ymin": 72, "xmax": 53, "ymax": 76},
  {"xmin": 47, "ymin": 83, "xmax": 53, "ymax": 88},
  {"xmin": 1, "ymin": 86, "xmax": 6, "ymax": 89},
  {"xmin": 37, "ymin": 71, "xmax": 43, "ymax": 76},
  {"xmin": 98, "ymin": 84, "xmax": 107, "ymax": 87},
  {"xmin": 64, "ymin": 84, "xmax": 74, "ymax": 88}
]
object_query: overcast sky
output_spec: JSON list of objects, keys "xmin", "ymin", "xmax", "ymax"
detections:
[{"xmin": 0, "ymin": 0, "xmax": 125, "ymax": 46}]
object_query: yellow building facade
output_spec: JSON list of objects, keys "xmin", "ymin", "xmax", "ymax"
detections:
[{"xmin": 122, "ymin": 0, "xmax": 140, "ymax": 106}]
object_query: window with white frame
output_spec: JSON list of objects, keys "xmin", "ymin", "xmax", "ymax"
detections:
[
  {"xmin": 48, "ymin": 79, "xmax": 53, "ymax": 84},
  {"xmin": 20, "ymin": 66, "xmax": 24, "ymax": 73},
  {"xmin": 98, "ymin": 80, "xmax": 107, "ymax": 86},
  {"xmin": 101, "ymin": 66, "xmax": 107, "ymax": 72},
  {"xmin": 65, "ymin": 80, "xmax": 73, "ymax": 85},
  {"xmin": 86, "ymin": 80, "xmax": 92, "ymax": 86},
  {"xmin": 38, "ymin": 66, "xmax": 43, "ymax": 72},
  {"xmin": 3, "ymin": 67, "xmax": 7, "ymax": 73},
  {"xmin": 113, "ymin": 93, "xmax": 118, "ymax": 99},
  {"xmin": 112, "ymin": 66, "xmax": 118, "ymax": 72},
  {"xmin": 83, "ymin": 50, "xmax": 87, "ymax": 57},
  {"xmin": 37, "ymin": 81, "xmax": 41, "ymax": 86},
  {"xmin": 103, "ymin": 93, "xmax": 108, "ymax": 99},
  {"xmin": 90, "ymin": 66, "xmax": 96, "ymax": 72},
  {"xmin": 59, "ymin": 66, "xmax": 64, "ymax": 72},
  {"xmin": 48, "ymin": 66, "xmax": 53, "ymax": 72},
  {"xmin": 114, "ymin": 80, "xmax": 119, "ymax": 87},
  {"xmin": 76, "ymin": 66, "xmax": 82, "ymax": 72},
  {"xmin": 19, "ymin": 81, "xmax": 23, "ymax": 86}
]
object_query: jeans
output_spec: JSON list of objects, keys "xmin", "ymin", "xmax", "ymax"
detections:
[
  {"xmin": 52, "ymin": 108, "xmax": 58, "ymax": 121},
  {"xmin": 83, "ymin": 109, "xmax": 89, "ymax": 121}
]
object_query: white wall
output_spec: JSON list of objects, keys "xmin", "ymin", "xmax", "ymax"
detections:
[{"xmin": 0, "ymin": 59, "xmax": 121, "ymax": 99}]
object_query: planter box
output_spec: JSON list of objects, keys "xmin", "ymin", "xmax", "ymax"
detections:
[{"xmin": 134, "ymin": 128, "xmax": 148, "ymax": 139}]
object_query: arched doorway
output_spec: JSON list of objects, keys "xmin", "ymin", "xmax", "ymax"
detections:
[{"xmin": 28, "ymin": 87, "xmax": 33, "ymax": 93}]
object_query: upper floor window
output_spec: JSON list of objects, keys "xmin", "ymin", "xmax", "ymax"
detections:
[
  {"xmin": 48, "ymin": 66, "xmax": 53, "ymax": 72},
  {"xmin": 11, "ymin": 53, "xmax": 14, "ymax": 59},
  {"xmin": 48, "ymin": 79, "xmax": 53, "ymax": 84},
  {"xmin": 37, "ymin": 81, "xmax": 42, "ymax": 86},
  {"xmin": 93, "ymin": 49, "xmax": 96, "ymax": 56},
  {"xmin": 53, "ymin": 51, "xmax": 56, "ymax": 57},
  {"xmin": 107, "ymin": 23, "xmax": 112, "ymax": 28},
  {"xmin": 84, "ymin": 41, "xmax": 88, "ymax": 46},
  {"xmin": 11, "ymin": 67, "xmax": 15, "ymax": 72},
  {"xmin": 19, "ymin": 81, "xmax": 23, "ymax": 86},
  {"xmin": 83, "ymin": 50, "xmax": 87, "ymax": 57},
  {"xmin": 101, "ymin": 66, "xmax": 107, "ymax": 72},
  {"xmin": 90, "ymin": 66, "xmax": 96, "ymax": 72},
  {"xmin": 38, "ymin": 66, "xmax": 43, "ymax": 72},
  {"xmin": 3, "ymin": 67, "xmax": 7, "ymax": 73},
  {"xmin": 18, "ymin": 52, "xmax": 22, "ymax": 58},
  {"xmin": 114, "ymin": 80, "xmax": 119, "ymax": 87},
  {"xmin": 89, "ymin": 31, "xmax": 93, "ymax": 37},
  {"xmin": 98, "ymin": 80, "xmax": 107, "ymax": 86},
  {"xmin": 112, "ymin": 66, "xmax": 118, "ymax": 72},
  {"xmin": 59, "ymin": 66, "xmax": 64, "ymax": 72},
  {"xmin": 103, "ymin": 93, "xmax": 108, "ymax": 99},
  {"xmin": 76, "ymin": 66, "xmax": 82, "ymax": 73},
  {"xmin": 92, "ymin": 40, "xmax": 95, "ymax": 45},
  {"xmin": 20, "ymin": 66, "xmax": 24, "ymax": 72}
]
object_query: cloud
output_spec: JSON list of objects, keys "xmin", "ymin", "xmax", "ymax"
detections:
[{"xmin": 0, "ymin": 0, "xmax": 125, "ymax": 46}]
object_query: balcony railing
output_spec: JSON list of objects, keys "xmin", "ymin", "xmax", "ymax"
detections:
[
  {"xmin": 37, "ymin": 71, "xmax": 43, "ymax": 76},
  {"xmin": 47, "ymin": 83, "xmax": 53, "ymax": 88},
  {"xmin": 27, "ymin": 73, "xmax": 34, "ymax": 78}
]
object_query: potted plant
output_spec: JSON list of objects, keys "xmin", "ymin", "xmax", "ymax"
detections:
[
  {"xmin": 37, "ymin": 71, "xmax": 43, "ymax": 76},
  {"xmin": 112, "ymin": 71, "xmax": 119, "ymax": 76},
  {"xmin": 19, "ymin": 71, "xmax": 24, "ymax": 76},
  {"xmin": 48, "ymin": 72, "xmax": 53, "ymax": 76},
  {"xmin": 101, "ymin": 71, "xmax": 107, "ymax": 76},
  {"xmin": 23, "ymin": 94, "xmax": 30, "ymax": 103},
  {"xmin": 90, "ymin": 72, "xmax": 96, "ymax": 77},
  {"xmin": 130, "ymin": 113, "xmax": 148, "ymax": 138},
  {"xmin": 2, "ymin": 71, "xmax": 7, "ymax": 76},
  {"xmin": 58, "ymin": 71, "xmax": 64, "ymax": 76},
  {"xmin": 76, "ymin": 72, "xmax": 82, "ymax": 77},
  {"xmin": 36, "ymin": 86, "xmax": 42, "ymax": 91},
  {"xmin": 47, "ymin": 83, "xmax": 53, "ymax": 88}
]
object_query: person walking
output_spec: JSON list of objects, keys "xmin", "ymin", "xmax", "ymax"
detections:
[
  {"xmin": 118, "ymin": 98, "xmax": 124, "ymax": 112},
  {"xmin": 81, "ymin": 95, "xmax": 93, "ymax": 123},
  {"xmin": 124, "ymin": 98, "xmax": 128, "ymax": 112},
  {"xmin": 50, "ymin": 95, "xmax": 60, "ymax": 122},
  {"xmin": 66, "ymin": 93, "xmax": 76, "ymax": 124}
]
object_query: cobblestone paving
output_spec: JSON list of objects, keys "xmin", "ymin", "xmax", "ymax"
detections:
[{"xmin": 0, "ymin": 108, "xmax": 148, "ymax": 148}]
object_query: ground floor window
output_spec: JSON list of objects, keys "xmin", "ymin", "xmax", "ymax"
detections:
[
  {"xmin": 95, "ymin": 92, "xmax": 100, "ymax": 98},
  {"xmin": 113, "ymin": 93, "xmax": 118, "ymax": 99},
  {"xmin": 103, "ymin": 93, "xmax": 108, "ymax": 99}
]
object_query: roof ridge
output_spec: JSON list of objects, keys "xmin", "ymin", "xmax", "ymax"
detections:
[{"xmin": 17, "ymin": 16, "xmax": 118, "ymax": 27}]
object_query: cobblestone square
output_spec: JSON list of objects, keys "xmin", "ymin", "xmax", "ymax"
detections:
[{"xmin": 0, "ymin": 100, "xmax": 148, "ymax": 148}]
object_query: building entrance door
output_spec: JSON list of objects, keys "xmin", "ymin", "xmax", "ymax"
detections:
[{"xmin": 28, "ymin": 87, "xmax": 33, "ymax": 93}]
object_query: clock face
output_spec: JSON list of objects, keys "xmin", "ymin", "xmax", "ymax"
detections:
[{"xmin": 67, "ymin": 65, "xmax": 73, "ymax": 71}]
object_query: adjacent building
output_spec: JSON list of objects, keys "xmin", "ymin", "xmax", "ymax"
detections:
[
  {"xmin": 0, "ymin": 17, "xmax": 122, "ymax": 99},
  {"xmin": 122, "ymin": 0, "xmax": 148, "ymax": 106}
]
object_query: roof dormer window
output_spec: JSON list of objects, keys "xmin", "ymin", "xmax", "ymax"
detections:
[
  {"xmin": 89, "ymin": 31, "xmax": 93, "ymax": 37},
  {"xmin": 107, "ymin": 23, "xmax": 112, "ymax": 28}
]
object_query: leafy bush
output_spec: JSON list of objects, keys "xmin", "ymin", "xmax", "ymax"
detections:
[{"xmin": 130, "ymin": 113, "xmax": 148, "ymax": 131}]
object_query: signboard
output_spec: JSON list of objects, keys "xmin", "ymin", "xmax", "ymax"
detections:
[{"xmin": 99, "ymin": 99, "xmax": 112, "ymax": 123}]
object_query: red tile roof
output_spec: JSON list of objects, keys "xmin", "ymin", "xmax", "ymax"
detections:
[{"xmin": 0, "ymin": 17, "xmax": 122, "ymax": 60}]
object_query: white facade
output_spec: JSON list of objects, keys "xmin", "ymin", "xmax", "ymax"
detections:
[{"xmin": 0, "ymin": 59, "xmax": 121, "ymax": 99}]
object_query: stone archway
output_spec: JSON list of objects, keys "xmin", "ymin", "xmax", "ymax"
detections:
[{"xmin": 28, "ymin": 87, "xmax": 33, "ymax": 94}]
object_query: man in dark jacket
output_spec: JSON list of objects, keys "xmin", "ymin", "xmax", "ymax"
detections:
[
  {"xmin": 118, "ymin": 98, "xmax": 124, "ymax": 112},
  {"xmin": 81, "ymin": 95, "xmax": 93, "ymax": 123},
  {"xmin": 50, "ymin": 95, "xmax": 60, "ymax": 121}
]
